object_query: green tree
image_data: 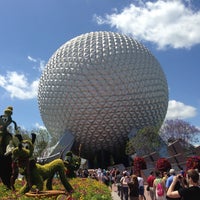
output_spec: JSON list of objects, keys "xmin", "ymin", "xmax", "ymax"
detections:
[
  {"xmin": 126, "ymin": 126, "xmax": 161, "ymax": 156},
  {"xmin": 11, "ymin": 126, "xmax": 31, "ymax": 146},
  {"xmin": 30, "ymin": 128, "xmax": 51, "ymax": 157},
  {"xmin": 159, "ymin": 119, "xmax": 200, "ymax": 147}
]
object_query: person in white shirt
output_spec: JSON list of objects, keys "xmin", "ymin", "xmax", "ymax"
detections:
[
  {"xmin": 120, "ymin": 171, "xmax": 130, "ymax": 200},
  {"xmin": 137, "ymin": 174, "xmax": 144, "ymax": 200}
]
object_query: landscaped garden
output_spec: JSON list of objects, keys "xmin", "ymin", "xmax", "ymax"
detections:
[{"xmin": 0, "ymin": 177, "xmax": 112, "ymax": 200}]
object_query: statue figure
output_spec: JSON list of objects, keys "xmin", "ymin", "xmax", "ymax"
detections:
[
  {"xmin": 0, "ymin": 106, "xmax": 18, "ymax": 189},
  {"xmin": 12, "ymin": 133, "xmax": 74, "ymax": 194}
]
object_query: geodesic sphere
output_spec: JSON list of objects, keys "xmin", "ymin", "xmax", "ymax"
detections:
[{"xmin": 37, "ymin": 31, "xmax": 168, "ymax": 158}]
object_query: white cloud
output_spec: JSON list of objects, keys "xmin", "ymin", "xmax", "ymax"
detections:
[
  {"xmin": 165, "ymin": 100, "xmax": 197, "ymax": 120},
  {"xmin": 95, "ymin": 0, "xmax": 200, "ymax": 49},
  {"xmin": 0, "ymin": 57, "xmax": 45, "ymax": 100},
  {"xmin": 0, "ymin": 75, "xmax": 7, "ymax": 85},
  {"xmin": 34, "ymin": 122, "xmax": 46, "ymax": 130},
  {"xmin": 39, "ymin": 60, "xmax": 46, "ymax": 72},
  {"xmin": 28, "ymin": 56, "xmax": 46, "ymax": 72},
  {"xmin": 28, "ymin": 56, "xmax": 37, "ymax": 62},
  {"xmin": 0, "ymin": 71, "xmax": 39, "ymax": 99}
]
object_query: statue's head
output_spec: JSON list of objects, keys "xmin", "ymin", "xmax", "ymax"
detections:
[
  {"xmin": 0, "ymin": 106, "xmax": 14, "ymax": 128},
  {"xmin": 12, "ymin": 133, "xmax": 36, "ymax": 160},
  {"xmin": 4, "ymin": 106, "xmax": 13, "ymax": 117}
]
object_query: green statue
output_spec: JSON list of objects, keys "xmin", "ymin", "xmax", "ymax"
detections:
[
  {"xmin": 12, "ymin": 133, "xmax": 74, "ymax": 194},
  {"xmin": 0, "ymin": 106, "xmax": 18, "ymax": 189}
]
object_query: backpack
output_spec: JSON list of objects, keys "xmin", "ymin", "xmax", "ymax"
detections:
[{"xmin": 156, "ymin": 182, "xmax": 164, "ymax": 196}]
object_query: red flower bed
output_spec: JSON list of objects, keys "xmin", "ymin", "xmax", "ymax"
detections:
[
  {"xmin": 156, "ymin": 158, "xmax": 171, "ymax": 172},
  {"xmin": 186, "ymin": 156, "xmax": 200, "ymax": 171}
]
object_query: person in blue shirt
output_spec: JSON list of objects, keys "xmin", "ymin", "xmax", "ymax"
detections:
[
  {"xmin": 166, "ymin": 169, "xmax": 183, "ymax": 200},
  {"xmin": 166, "ymin": 169, "xmax": 176, "ymax": 190}
]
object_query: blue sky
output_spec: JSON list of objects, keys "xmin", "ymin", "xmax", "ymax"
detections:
[{"xmin": 0, "ymin": 0, "xmax": 200, "ymax": 140}]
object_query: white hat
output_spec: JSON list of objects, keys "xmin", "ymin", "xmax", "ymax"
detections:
[
  {"xmin": 169, "ymin": 169, "xmax": 175, "ymax": 175},
  {"xmin": 123, "ymin": 170, "xmax": 127, "ymax": 175}
]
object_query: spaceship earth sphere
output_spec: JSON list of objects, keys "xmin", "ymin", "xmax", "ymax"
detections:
[{"xmin": 38, "ymin": 31, "xmax": 168, "ymax": 159}]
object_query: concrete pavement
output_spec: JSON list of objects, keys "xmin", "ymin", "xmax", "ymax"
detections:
[
  {"xmin": 111, "ymin": 184, "xmax": 151, "ymax": 200},
  {"xmin": 111, "ymin": 190, "xmax": 121, "ymax": 200}
]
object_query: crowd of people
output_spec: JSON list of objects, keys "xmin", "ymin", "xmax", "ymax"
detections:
[
  {"xmin": 76, "ymin": 167, "xmax": 143, "ymax": 200},
  {"xmin": 146, "ymin": 168, "xmax": 200, "ymax": 200},
  {"xmin": 76, "ymin": 166, "xmax": 200, "ymax": 200}
]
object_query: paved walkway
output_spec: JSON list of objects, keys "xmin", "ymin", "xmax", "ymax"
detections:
[
  {"xmin": 111, "ymin": 184, "xmax": 151, "ymax": 200},
  {"xmin": 111, "ymin": 190, "xmax": 121, "ymax": 200},
  {"xmin": 111, "ymin": 185, "xmax": 122, "ymax": 200}
]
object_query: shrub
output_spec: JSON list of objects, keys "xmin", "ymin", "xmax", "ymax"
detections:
[
  {"xmin": 156, "ymin": 158, "xmax": 171, "ymax": 172},
  {"xmin": 186, "ymin": 156, "xmax": 200, "ymax": 171},
  {"xmin": 133, "ymin": 156, "xmax": 147, "ymax": 175}
]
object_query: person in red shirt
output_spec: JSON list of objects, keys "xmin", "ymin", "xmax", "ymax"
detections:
[{"xmin": 147, "ymin": 171, "xmax": 156, "ymax": 200}]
